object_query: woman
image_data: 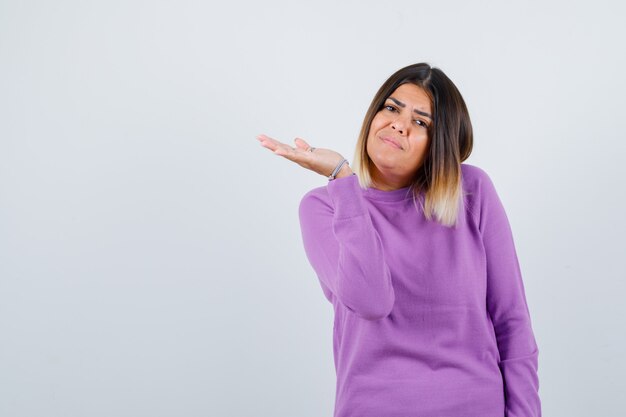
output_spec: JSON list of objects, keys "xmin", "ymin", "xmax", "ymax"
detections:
[{"xmin": 256, "ymin": 63, "xmax": 541, "ymax": 417}]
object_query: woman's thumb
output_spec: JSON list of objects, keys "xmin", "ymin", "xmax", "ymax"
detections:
[{"xmin": 294, "ymin": 137, "xmax": 310, "ymax": 150}]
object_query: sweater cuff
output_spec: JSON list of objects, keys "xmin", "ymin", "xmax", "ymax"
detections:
[{"xmin": 327, "ymin": 174, "xmax": 367, "ymax": 219}]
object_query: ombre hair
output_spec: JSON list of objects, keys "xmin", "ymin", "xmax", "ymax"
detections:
[{"xmin": 352, "ymin": 63, "xmax": 473, "ymax": 228}]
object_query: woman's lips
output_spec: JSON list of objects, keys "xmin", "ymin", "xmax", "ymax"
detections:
[{"xmin": 381, "ymin": 136, "xmax": 403, "ymax": 150}]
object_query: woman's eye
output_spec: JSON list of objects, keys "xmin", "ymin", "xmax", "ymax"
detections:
[{"xmin": 384, "ymin": 104, "xmax": 428, "ymax": 128}]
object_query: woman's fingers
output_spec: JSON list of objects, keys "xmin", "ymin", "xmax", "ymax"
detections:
[
  {"xmin": 257, "ymin": 133, "xmax": 339, "ymax": 177},
  {"xmin": 279, "ymin": 138, "xmax": 311, "ymax": 159},
  {"xmin": 256, "ymin": 134, "xmax": 282, "ymax": 151},
  {"xmin": 257, "ymin": 134, "xmax": 290, "ymax": 153},
  {"xmin": 294, "ymin": 137, "xmax": 310, "ymax": 151},
  {"xmin": 257, "ymin": 134, "xmax": 311, "ymax": 160},
  {"xmin": 274, "ymin": 141, "xmax": 305, "ymax": 160}
]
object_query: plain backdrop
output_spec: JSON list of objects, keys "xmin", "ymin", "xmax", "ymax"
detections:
[{"xmin": 1, "ymin": 1, "xmax": 625, "ymax": 416}]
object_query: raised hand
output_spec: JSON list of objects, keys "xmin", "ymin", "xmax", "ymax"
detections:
[{"xmin": 256, "ymin": 133, "xmax": 353, "ymax": 178}]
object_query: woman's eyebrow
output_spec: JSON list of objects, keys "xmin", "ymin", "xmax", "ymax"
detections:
[{"xmin": 387, "ymin": 97, "xmax": 432, "ymax": 120}]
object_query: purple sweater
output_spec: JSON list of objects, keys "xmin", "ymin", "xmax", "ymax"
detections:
[{"xmin": 298, "ymin": 163, "xmax": 540, "ymax": 417}]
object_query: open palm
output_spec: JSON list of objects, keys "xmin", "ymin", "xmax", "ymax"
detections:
[{"xmin": 256, "ymin": 133, "xmax": 350, "ymax": 178}]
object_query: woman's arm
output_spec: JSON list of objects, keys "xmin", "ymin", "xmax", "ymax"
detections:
[
  {"xmin": 298, "ymin": 173, "xmax": 395, "ymax": 320},
  {"xmin": 256, "ymin": 133, "xmax": 396, "ymax": 321},
  {"xmin": 477, "ymin": 169, "xmax": 541, "ymax": 417}
]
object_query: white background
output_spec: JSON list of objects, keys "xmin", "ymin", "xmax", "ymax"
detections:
[{"xmin": 1, "ymin": 1, "xmax": 624, "ymax": 416}]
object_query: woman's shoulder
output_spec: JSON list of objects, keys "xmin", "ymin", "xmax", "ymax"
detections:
[
  {"xmin": 461, "ymin": 163, "xmax": 500, "ymax": 216},
  {"xmin": 461, "ymin": 162, "xmax": 506, "ymax": 223},
  {"xmin": 300, "ymin": 183, "xmax": 330, "ymax": 203},
  {"xmin": 461, "ymin": 163, "xmax": 499, "ymax": 195},
  {"xmin": 298, "ymin": 182, "xmax": 333, "ymax": 216},
  {"xmin": 461, "ymin": 162, "xmax": 491, "ymax": 184},
  {"xmin": 299, "ymin": 174, "xmax": 361, "ymax": 209}
]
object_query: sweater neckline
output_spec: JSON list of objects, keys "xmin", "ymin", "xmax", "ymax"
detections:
[{"xmin": 363, "ymin": 185, "xmax": 414, "ymax": 202}]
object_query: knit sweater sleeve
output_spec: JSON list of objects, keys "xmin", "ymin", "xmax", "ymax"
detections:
[
  {"xmin": 476, "ymin": 170, "xmax": 542, "ymax": 417},
  {"xmin": 298, "ymin": 174, "xmax": 395, "ymax": 320}
]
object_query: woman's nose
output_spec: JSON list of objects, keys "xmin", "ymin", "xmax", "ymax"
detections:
[{"xmin": 391, "ymin": 117, "xmax": 407, "ymax": 134}]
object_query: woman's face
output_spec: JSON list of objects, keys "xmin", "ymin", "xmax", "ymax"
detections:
[{"xmin": 366, "ymin": 83, "xmax": 433, "ymax": 190}]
